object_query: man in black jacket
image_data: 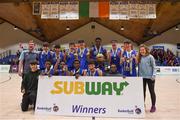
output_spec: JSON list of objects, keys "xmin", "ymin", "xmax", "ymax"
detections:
[
  {"xmin": 105, "ymin": 64, "xmax": 122, "ymax": 76},
  {"xmin": 21, "ymin": 60, "xmax": 40, "ymax": 111}
]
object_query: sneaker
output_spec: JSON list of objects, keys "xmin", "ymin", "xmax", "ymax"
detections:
[
  {"xmin": 150, "ymin": 106, "xmax": 156, "ymax": 113},
  {"xmin": 29, "ymin": 104, "xmax": 34, "ymax": 109}
]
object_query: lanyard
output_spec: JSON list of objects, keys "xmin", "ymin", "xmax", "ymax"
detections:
[
  {"xmin": 112, "ymin": 48, "xmax": 118, "ymax": 57},
  {"xmin": 126, "ymin": 50, "xmax": 132, "ymax": 58},
  {"xmin": 79, "ymin": 48, "xmax": 85, "ymax": 57},
  {"xmin": 95, "ymin": 46, "xmax": 102, "ymax": 54},
  {"xmin": 89, "ymin": 70, "xmax": 96, "ymax": 76},
  {"xmin": 45, "ymin": 68, "xmax": 50, "ymax": 74},
  {"xmin": 55, "ymin": 53, "xmax": 60, "ymax": 59},
  {"xmin": 73, "ymin": 68, "xmax": 80, "ymax": 75}
]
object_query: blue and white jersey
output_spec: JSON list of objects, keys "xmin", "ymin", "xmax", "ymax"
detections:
[
  {"xmin": 66, "ymin": 51, "xmax": 75, "ymax": 71},
  {"xmin": 110, "ymin": 48, "xmax": 122, "ymax": 73},
  {"xmin": 91, "ymin": 46, "xmax": 107, "ymax": 60},
  {"xmin": 51, "ymin": 52, "xmax": 64, "ymax": 66},
  {"xmin": 96, "ymin": 63, "xmax": 105, "ymax": 73},
  {"xmin": 77, "ymin": 48, "xmax": 89, "ymax": 69},
  {"xmin": 71, "ymin": 68, "xmax": 84, "ymax": 76},
  {"xmin": 57, "ymin": 69, "xmax": 68, "ymax": 76},
  {"xmin": 41, "ymin": 68, "xmax": 54, "ymax": 76},
  {"xmin": 122, "ymin": 50, "xmax": 136, "ymax": 59},
  {"xmin": 39, "ymin": 51, "xmax": 52, "ymax": 70},
  {"xmin": 122, "ymin": 50, "xmax": 137, "ymax": 76},
  {"xmin": 86, "ymin": 69, "xmax": 101, "ymax": 76}
]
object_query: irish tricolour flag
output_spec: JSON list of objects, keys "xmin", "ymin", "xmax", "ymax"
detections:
[{"xmin": 79, "ymin": 1, "xmax": 110, "ymax": 18}]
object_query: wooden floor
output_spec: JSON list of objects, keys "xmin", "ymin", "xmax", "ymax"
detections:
[{"xmin": 0, "ymin": 73, "xmax": 180, "ymax": 120}]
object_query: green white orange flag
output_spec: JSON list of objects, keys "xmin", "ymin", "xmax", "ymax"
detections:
[{"xmin": 79, "ymin": 1, "xmax": 110, "ymax": 18}]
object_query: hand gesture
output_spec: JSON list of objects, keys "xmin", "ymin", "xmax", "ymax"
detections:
[{"xmin": 21, "ymin": 89, "xmax": 25, "ymax": 94}]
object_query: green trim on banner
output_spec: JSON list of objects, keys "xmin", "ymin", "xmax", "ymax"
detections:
[{"xmin": 79, "ymin": 1, "xmax": 89, "ymax": 17}]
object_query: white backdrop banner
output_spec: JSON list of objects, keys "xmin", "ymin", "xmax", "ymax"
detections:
[
  {"xmin": 49, "ymin": 3, "xmax": 59, "ymax": 19},
  {"xmin": 119, "ymin": 1, "xmax": 129, "ymax": 20},
  {"xmin": 59, "ymin": 1, "xmax": 79, "ymax": 20},
  {"xmin": 129, "ymin": 3, "xmax": 139, "ymax": 18},
  {"xmin": 109, "ymin": 1, "xmax": 120, "ymax": 20},
  {"xmin": 156, "ymin": 67, "xmax": 180, "ymax": 75},
  {"xmin": 35, "ymin": 76, "xmax": 145, "ymax": 118},
  {"xmin": 147, "ymin": 4, "xmax": 156, "ymax": 19},
  {"xmin": 59, "ymin": 1, "xmax": 69, "ymax": 20},
  {"xmin": 41, "ymin": 3, "xmax": 51, "ymax": 19},
  {"xmin": 0, "ymin": 65, "xmax": 10, "ymax": 73}
]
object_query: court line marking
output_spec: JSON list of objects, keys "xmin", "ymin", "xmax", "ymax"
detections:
[
  {"xmin": 176, "ymin": 78, "xmax": 180, "ymax": 84},
  {"xmin": 0, "ymin": 75, "xmax": 11, "ymax": 84}
]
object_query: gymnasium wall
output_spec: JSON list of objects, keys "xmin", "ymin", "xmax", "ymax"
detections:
[
  {"xmin": 53, "ymin": 22, "xmax": 180, "ymax": 54},
  {"xmin": 144, "ymin": 25, "xmax": 180, "ymax": 55},
  {"xmin": 0, "ymin": 22, "xmax": 42, "ymax": 54},
  {"xmin": 0, "ymin": 22, "xmax": 179, "ymax": 55},
  {"xmin": 52, "ymin": 22, "xmax": 138, "ymax": 50}
]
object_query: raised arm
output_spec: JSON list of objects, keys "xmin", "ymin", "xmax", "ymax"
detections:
[{"xmin": 18, "ymin": 51, "xmax": 25, "ymax": 76}]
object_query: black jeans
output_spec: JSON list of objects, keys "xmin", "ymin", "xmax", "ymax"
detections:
[
  {"xmin": 143, "ymin": 78, "xmax": 156, "ymax": 106},
  {"xmin": 21, "ymin": 91, "xmax": 37, "ymax": 111}
]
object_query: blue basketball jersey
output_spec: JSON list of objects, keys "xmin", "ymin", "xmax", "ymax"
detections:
[
  {"xmin": 77, "ymin": 48, "xmax": 89, "ymax": 69},
  {"xmin": 51, "ymin": 52, "xmax": 64, "ymax": 66},
  {"xmin": 91, "ymin": 46, "xmax": 106, "ymax": 60},
  {"xmin": 39, "ymin": 51, "xmax": 51, "ymax": 70},
  {"xmin": 66, "ymin": 52, "xmax": 75, "ymax": 71},
  {"xmin": 71, "ymin": 68, "xmax": 84, "ymax": 76},
  {"xmin": 86, "ymin": 69, "xmax": 100, "ymax": 76},
  {"xmin": 41, "ymin": 68, "xmax": 54, "ymax": 76},
  {"xmin": 122, "ymin": 50, "xmax": 137, "ymax": 76},
  {"xmin": 57, "ymin": 69, "xmax": 68, "ymax": 76},
  {"xmin": 96, "ymin": 63, "xmax": 105, "ymax": 73},
  {"xmin": 110, "ymin": 48, "xmax": 122, "ymax": 73}
]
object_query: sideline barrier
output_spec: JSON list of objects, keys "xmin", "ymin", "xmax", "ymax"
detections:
[
  {"xmin": 1, "ymin": 64, "xmax": 179, "ymax": 75},
  {"xmin": 0, "ymin": 65, "xmax": 39, "ymax": 73},
  {"xmin": 35, "ymin": 76, "xmax": 145, "ymax": 118},
  {"xmin": 156, "ymin": 66, "xmax": 180, "ymax": 75},
  {"xmin": 0, "ymin": 65, "xmax": 10, "ymax": 73}
]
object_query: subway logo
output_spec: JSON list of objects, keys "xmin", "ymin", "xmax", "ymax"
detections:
[{"xmin": 51, "ymin": 81, "xmax": 129, "ymax": 95}]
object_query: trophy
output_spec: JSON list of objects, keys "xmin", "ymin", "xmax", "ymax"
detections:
[
  {"xmin": 125, "ymin": 58, "xmax": 131, "ymax": 71},
  {"xmin": 74, "ymin": 52, "xmax": 78, "ymax": 59},
  {"xmin": 96, "ymin": 53, "xmax": 105, "ymax": 62}
]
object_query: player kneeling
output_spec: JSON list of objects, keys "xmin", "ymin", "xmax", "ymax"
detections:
[{"xmin": 21, "ymin": 60, "xmax": 40, "ymax": 111}]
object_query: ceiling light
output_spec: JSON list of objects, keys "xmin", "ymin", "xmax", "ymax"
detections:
[
  {"xmin": 66, "ymin": 26, "xmax": 70, "ymax": 31},
  {"xmin": 14, "ymin": 26, "xmax": 18, "ymax": 30},
  {"xmin": 120, "ymin": 26, "xmax": 124, "ymax": 31},
  {"xmin": 175, "ymin": 26, "xmax": 179, "ymax": 31}
]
